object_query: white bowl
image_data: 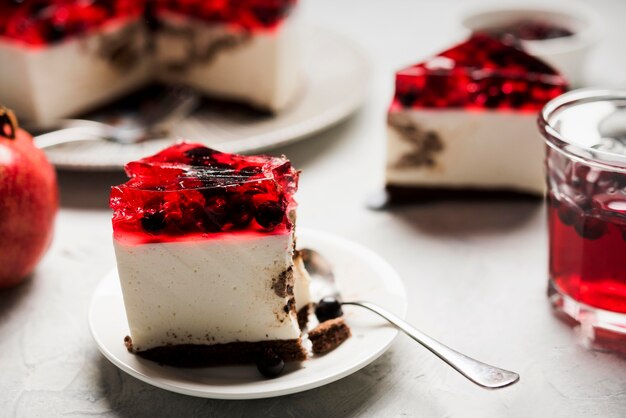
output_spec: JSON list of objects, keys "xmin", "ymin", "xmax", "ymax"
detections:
[{"xmin": 461, "ymin": 2, "xmax": 602, "ymax": 86}]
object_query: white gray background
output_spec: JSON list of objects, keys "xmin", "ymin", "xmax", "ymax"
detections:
[{"xmin": 1, "ymin": 0, "xmax": 626, "ymax": 416}]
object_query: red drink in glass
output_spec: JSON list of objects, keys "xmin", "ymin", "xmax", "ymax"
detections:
[{"xmin": 541, "ymin": 89, "xmax": 626, "ymax": 340}]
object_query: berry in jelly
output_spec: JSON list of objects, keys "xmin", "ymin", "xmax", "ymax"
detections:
[
  {"xmin": 573, "ymin": 216, "xmax": 607, "ymax": 240},
  {"xmin": 202, "ymin": 195, "xmax": 229, "ymax": 232},
  {"xmin": 227, "ymin": 195, "xmax": 255, "ymax": 228},
  {"xmin": 141, "ymin": 211, "xmax": 166, "ymax": 233},
  {"xmin": 255, "ymin": 201, "xmax": 285, "ymax": 230}
]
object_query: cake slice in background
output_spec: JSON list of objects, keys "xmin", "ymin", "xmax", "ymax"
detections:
[
  {"xmin": 0, "ymin": 1, "xmax": 150, "ymax": 123},
  {"xmin": 155, "ymin": 0, "xmax": 301, "ymax": 113},
  {"xmin": 109, "ymin": 143, "xmax": 311, "ymax": 368},
  {"xmin": 385, "ymin": 34, "xmax": 568, "ymax": 203},
  {"xmin": 0, "ymin": 0, "xmax": 301, "ymax": 123}
]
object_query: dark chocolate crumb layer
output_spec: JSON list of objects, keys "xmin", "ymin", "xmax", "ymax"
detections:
[
  {"xmin": 388, "ymin": 112, "xmax": 444, "ymax": 169},
  {"xmin": 124, "ymin": 336, "xmax": 307, "ymax": 367},
  {"xmin": 271, "ymin": 267, "xmax": 294, "ymax": 298},
  {"xmin": 385, "ymin": 184, "xmax": 541, "ymax": 205},
  {"xmin": 297, "ymin": 303, "xmax": 312, "ymax": 330}
]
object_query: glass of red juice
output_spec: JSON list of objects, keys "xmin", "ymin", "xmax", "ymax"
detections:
[{"xmin": 540, "ymin": 89, "xmax": 626, "ymax": 342}]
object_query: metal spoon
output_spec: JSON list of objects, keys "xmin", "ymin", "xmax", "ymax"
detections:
[
  {"xmin": 300, "ymin": 248, "xmax": 520, "ymax": 389},
  {"xmin": 32, "ymin": 86, "xmax": 200, "ymax": 149}
]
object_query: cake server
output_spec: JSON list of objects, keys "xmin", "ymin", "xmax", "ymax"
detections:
[{"xmin": 300, "ymin": 248, "xmax": 520, "ymax": 389}]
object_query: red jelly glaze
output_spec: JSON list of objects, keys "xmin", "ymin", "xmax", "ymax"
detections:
[
  {"xmin": 110, "ymin": 143, "xmax": 299, "ymax": 244},
  {"xmin": 158, "ymin": 0, "xmax": 297, "ymax": 30},
  {"xmin": 0, "ymin": 0, "xmax": 143, "ymax": 46},
  {"xmin": 0, "ymin": 0, "xmax": 295, "ymax": 46},
  {"xmin": 391, "ymin": 34, "xmax": 568, "ymax": 112}
]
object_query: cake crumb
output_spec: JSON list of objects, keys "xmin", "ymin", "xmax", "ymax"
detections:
[
  {"xmin": 124, "ymin": 335, "xmax": 134, "ymax": 352},
  {"xmin": 309, "ymin": 318, "xmax": 351, "ymax": 354},
  {"xmin": 297, "ymin": 303, "xmax": 312, "ymax": 330},
  {"xmin": 271, "ymin": 267, "xmax": 294, "ymax": 298}
]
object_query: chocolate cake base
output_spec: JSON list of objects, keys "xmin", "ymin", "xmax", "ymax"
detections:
[
  {"xmin": 297, "ymin": 304, "xmax": 312, "ymax": 330},
  {"xmin": 124, "ymin": 336, "xmax": 307, "ymax": 367},
  {"xmin": 384, "ymin": 185, "xmax": 542, "ymax": 206},
  {"xmin": 308, "ymin": 318, "xmax": 351, "ymax": 354}
]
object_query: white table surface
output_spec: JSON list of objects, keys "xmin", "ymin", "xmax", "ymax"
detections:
[{"xmin": 2, "ymin": 0, "xmax": 626, "ymax": 416}]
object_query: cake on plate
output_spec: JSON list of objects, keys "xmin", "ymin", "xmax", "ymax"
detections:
[
  {"xmin": 109, "ymin": 142, "xmax": 312, "ymax": 368},
  {"xmin": 0, "ymin": 0, "xmax": 300, "ymax": 123},
  {"xmin": 385, "ymin": 34, "xmax": 568, "ymax": 203}
]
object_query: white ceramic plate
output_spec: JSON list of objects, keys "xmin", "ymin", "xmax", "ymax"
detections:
[
  {"xmin": 45, "ymin": 26, "xmax": 370, "ymax": 170},
  {"xmin": 88, "ymin": 229, "xmax": 406, "ymax": 399}
]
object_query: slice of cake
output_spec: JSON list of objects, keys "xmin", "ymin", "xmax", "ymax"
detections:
[
  {"xmin": 385, "ymin": 34, "xmax": 568, "ymax": 203},
  {"xmin": 109, "ymin": 142, "xmax": 311, "ymax": 367},
  {"xmin": 0, "ymin": 0, "xmax": 300, "ymax": 123}
]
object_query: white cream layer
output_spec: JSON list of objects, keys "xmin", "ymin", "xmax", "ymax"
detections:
[
  {"xmin": 114, "ymin": 233, "xmax": 304, "ymax": 352},
  {"xmin": 386, "ymin": 109, "xmax": 544, "ymax": 195}
]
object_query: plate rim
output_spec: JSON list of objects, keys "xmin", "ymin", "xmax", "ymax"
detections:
[{"xmin": 88, "ymin": 228, "xmax": 406, "ymax": 399}]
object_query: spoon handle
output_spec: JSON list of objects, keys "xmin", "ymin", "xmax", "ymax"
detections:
[
  {"xmin": 342, "ymin": 301, "xmax": 519, "ymax": 389},
  {"xmin": 34, "ymin": 127, "xmax": 107, "ymax": 149}
]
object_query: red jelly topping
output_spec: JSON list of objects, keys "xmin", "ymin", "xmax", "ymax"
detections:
[
  {"xmin": 391, "ymin": 34, "xmax": 568, "ymax": 111},
  {"xmin": 0, "ymin": 1, "xmax": 143, "ymax": 46},
  {"xmin": 110, "ymin": 143, "xmax": 299, "ymax": 244},
  {"xmin": 0, "ymin": 0, "xmax": 295, "ymax": 46},
  {"xmin": 158, "ymin": 0, "xmax": 296, "ymax": 30}
]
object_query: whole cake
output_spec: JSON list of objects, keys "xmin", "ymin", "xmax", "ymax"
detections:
[
  {"xmin": 385, "ymin": 34, "xmax": 568, "ymax": 203},
  {"xmin": 0, "ymin": 0, "xmax": 300, "ymax": 123},
  {"xmin": 109, "ymin": 143, "xmax": 312, "ymax": 368}
]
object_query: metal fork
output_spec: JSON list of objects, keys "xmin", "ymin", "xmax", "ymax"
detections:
[{"xmin": 301, "ymin": 248, "xmax": 520, "ymax": 389}]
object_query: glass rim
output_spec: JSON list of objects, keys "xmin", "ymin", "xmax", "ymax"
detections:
[{"xmin": 539, "ymin": 88, "xmax": 626, "ymax": 172}]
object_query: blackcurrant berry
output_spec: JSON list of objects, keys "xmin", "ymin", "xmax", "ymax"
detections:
[
  {"xmin": 256, "ymin": 350, "xmax": 285, "ymax": 378},
  {"xmin": 255, "ymin": 201, "xmax": 284, "ymax": 230},
  {"xmin": 315, "ymin": 297, "xmax": 343, "ymax": 323},
  {"xmin": 141, "ymin": 211, "xmax": 166, "ymax": 233}
]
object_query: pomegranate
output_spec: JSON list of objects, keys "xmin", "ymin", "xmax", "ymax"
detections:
[{"xmin": 0, "ymin": 107, "xmax": 58, "ymax": 289}]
